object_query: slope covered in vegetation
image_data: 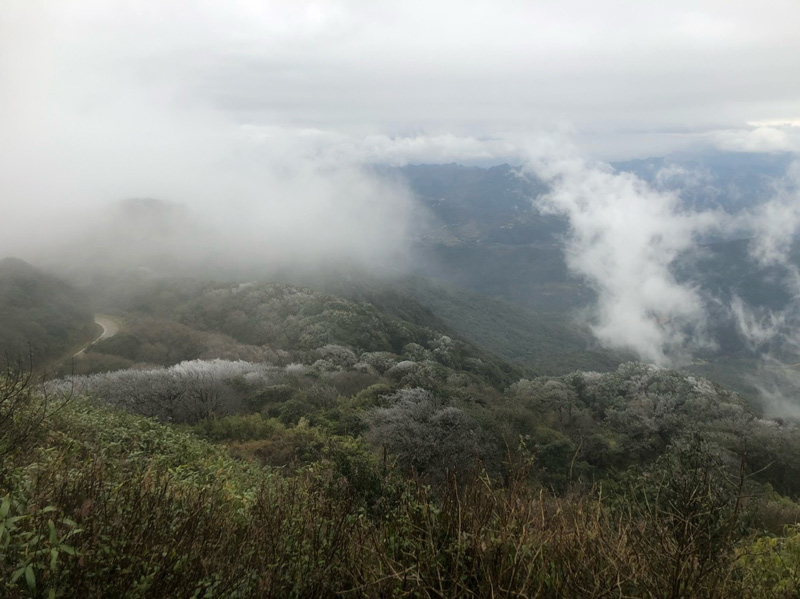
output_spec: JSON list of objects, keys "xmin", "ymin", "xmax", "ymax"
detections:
[
  {"xmin": 325, "ymin": 274, "xmax": 626, "ymax": 374},
  {"xmin": 5, "ymin": 364, "xmax": 800, "ymax": 598},
  {"xmin": 0, "ymin": 258, "xmax": 94, "ymax": 364},
  {"xmin": 75, "ymin": 279, "xmax": 519, "ymax": 385}
]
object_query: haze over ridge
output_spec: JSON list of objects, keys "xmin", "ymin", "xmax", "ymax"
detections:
[{"xmin": 2, "ymin": 0, "xmax": 800, "ymax": 388}]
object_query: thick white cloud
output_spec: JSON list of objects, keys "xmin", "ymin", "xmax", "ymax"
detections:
[
  {"xmin": 747, "ymin": 161, "xmax": 800, "ymax": 278},
  {"xmin": 0, "ymin": 1, "xmax": 422, "ymax": 272},
  {"xmin": 709, "ymin": 126, "xmax": 800, "ymax": 154},
  {"xmin": 526, "ymin": 143, "xmax": 800, "ymax": 372},
  {"xmin": 731, "ymin": 167, "xmax": 800, "ymax": 418},
  {"xmin": 732, "ymin": 162, "xmax": 800, "ymax": 353},
  {"xmin": 525, "ymin": 138, "xmax": 720, "ymax": 365}
]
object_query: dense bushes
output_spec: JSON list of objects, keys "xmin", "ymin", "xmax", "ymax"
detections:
[
  {"xmin": 49, "ymin": 357, "xmax": 800, "ymax": 499},
  {"xmin": 3, "ymin": 384, "xmax": 800, "ymax": 598},
  {"xmin": 366, "ymin": 388, "xmax": 488, "ymax": 478}
]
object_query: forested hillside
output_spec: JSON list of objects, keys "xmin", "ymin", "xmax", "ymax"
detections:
[
  {"xmin": 318, "ymin": 274, "xmax": 626, "ymax": 374},
  {"xmin": 0, "ymin": 258, "xmax": 94, "ymax": 364}
]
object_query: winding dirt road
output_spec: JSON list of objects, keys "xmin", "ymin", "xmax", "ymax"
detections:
[{"xmin": 73, "ymin": 314, "xmax": 123, "ymax": 357}]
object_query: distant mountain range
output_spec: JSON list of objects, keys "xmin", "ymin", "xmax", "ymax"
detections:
[
  {"xmin": 612, "ymin": 150, "xmax": 795, "ymax": 212},
  {"xmin": 389, "ymin": 150, "xmax": 795, "ymax": 249}
]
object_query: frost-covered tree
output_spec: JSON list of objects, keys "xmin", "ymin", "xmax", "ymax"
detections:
[
  {"xmin": 49, "ymin": 359, "xmax": 290, "ymax": 423},
  {"xmin": 365, "ymin": 388, "xmax": 483, "ymax": 477}
]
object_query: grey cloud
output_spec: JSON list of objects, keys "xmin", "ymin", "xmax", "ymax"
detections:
[{"xmin": 5, "ymin": 0, "xmax": 800, "ymax": 163}]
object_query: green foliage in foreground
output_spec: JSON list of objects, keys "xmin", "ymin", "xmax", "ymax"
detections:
[
  {"xmin": 4, "ymin": 374, "xmax": 800, "ymax": 598},
  {"xmin": 54, "ymin": 355, "xmax": 800, "ymax": 500}
]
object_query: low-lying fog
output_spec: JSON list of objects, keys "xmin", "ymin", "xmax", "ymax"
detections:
[{"xmin": 2, "ymin": 0, "xmax": 800, "ymax": 415}]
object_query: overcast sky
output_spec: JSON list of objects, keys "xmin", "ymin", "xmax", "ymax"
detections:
[{"xmin": 2, "ymin": 0, "xmax": 800, "ymax": 169}]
